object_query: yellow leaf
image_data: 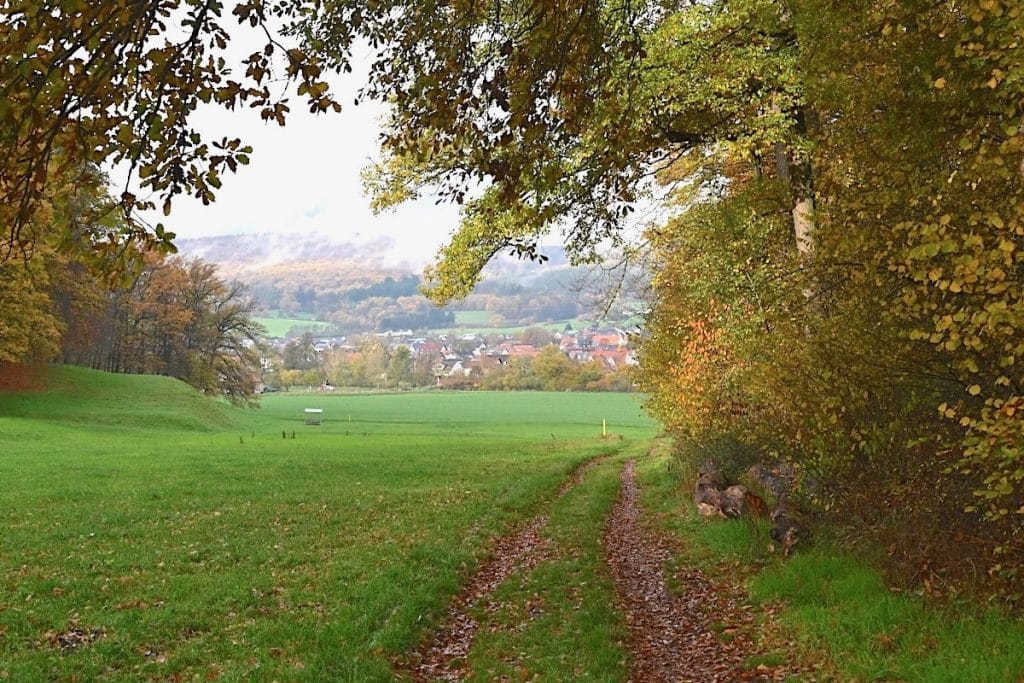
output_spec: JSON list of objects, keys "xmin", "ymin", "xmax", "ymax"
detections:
[{"xmin": 968, "ymin": 384, "xmax": 982, "ymax": 396}]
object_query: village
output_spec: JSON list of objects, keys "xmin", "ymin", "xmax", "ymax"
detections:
[{"xmin": 258, "ymin": 325, "xmax": 638, "ymax": 392}]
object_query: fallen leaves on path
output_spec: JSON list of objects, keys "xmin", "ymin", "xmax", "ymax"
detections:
[{"xmin": 604, "ymin": 460, "xmax": 798, "ymax": 682}]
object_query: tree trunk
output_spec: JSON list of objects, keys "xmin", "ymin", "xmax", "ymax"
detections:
[
  {"xmin": 774, "ymin": 143, "xmax": 815, "ymax": 257},
  {"xmin": 792, "ymin": 194, "xmax": 814, "ymax": 257}
]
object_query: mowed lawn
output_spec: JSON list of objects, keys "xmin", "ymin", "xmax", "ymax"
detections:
[{"xmin": 0, "ymin": 368, "xmax": 655, "ymax": 681}]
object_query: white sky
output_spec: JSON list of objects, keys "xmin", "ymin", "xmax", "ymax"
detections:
[
  {"xmin": 111, "ymin": 44, "xmax": 462, "ymax": 267},
  {"xmin": 106, "ymin": 26, "xmax": 660, "ymax": 272}
]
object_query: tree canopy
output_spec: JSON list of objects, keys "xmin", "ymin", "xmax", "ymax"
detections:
[{"xmin": 1, "ymin": 0, "xmax": 338, "ymax": 263}]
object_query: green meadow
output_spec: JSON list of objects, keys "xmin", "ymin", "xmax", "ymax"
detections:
[
  {"xmin": 253, "ymin": 317, "xmax": 334, "ymax": 338},
  {"xmin": 0, "ymin": 367, "xmax": 654, "ymax": 681},
  {"xmin": 5, "ymin": 367, "xmax": 1024, "ymax": 682}
]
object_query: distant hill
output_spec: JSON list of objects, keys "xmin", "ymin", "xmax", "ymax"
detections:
[
  {"xmin": 176, "ymin": 234, "xmax": 574, "ymax": 281},
  {"xmin": 174, "ymin": 233, "xmax": 643, "ymax": 336}
]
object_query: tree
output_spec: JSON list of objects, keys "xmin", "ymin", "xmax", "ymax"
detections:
[
  {"xmin": 179, "ymin": 259, "xmax": 265, "ymax": 404},
  {"xmin": 352, "ymin": 337, "xmax": 389, "ymax": 388},
  {"xmin": 531, "ymin": 345, "xmax": 578, "ymax": 392},
  {"xmin": 1, "ymin": 0, "xmax": 339, "ymax": 264},
  {"xmin": 629, "ymin": 1, "xmax": 1024, "ymax": 594},
  {"xmin": 283, "ymin": 332, "xmax": 319, "ymax": 371},
  {"xmin": 520, "ymin": 327, "xmax": 554, "ymax": 348},
  {"xmin": 386, "ymin": 345, "xmax": 413, "ymax": 388},
  {"xmin": 0, "ymin": 256, "xmax": 62, "ymax": 363},
  {"xmin": 49, "ymin": 254, "xmax": 110, "ymax": 366},
  {"xmin": 306, "ymin": 0, "xmax": 806, "ymax": 299}
]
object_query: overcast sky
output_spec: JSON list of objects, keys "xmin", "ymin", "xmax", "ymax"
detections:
[
  {"xmin": 111, "ymin": 45, "xmax": 462, "ymax": 267},
  {"xmin": 107, "ymin": 30, "xmax": 662, "ymax": 271}
]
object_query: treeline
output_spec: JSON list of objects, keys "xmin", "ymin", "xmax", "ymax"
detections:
[
  {"xmin": 263, "ymin": 334, "xmax": 632, "ymax": 392},
  {"xmin": 264, "ymin": 335, "xmax": 435, "ymax": 389},
  {"xmin": 478, "ymin": 347, "xmax": 632, "ymax": 392},
  {"xmin": 0, "ymin": 172, "xmax": 265, "ymax": 404},
  {"xmin": 252, "ymin": 274, "xmax": 589, "ymax": 334},
  {"xmin": 3, "ymin": 250, "xmax": 265, "ymax": 404},
  {"xmin": 250, "ymin": 273, "xmax": 422, "ymax": 314},
  {"xmin": 446, "ymin": 291, "xmax": 582, "ymax": 326},
  {"xmin": 80, "ymin": 256, "xmax": 264, "ymax": 404},
  {"xmin": 325, "ymin": 297, "xmax": 454, "ymax": 334},
  {"xmin": 631, "ymin": 3, "xmax": 1024, "ymax": 600},
  {"xmin": 256, "ymin": 276, "xmax": 584, "ymax": 332}
]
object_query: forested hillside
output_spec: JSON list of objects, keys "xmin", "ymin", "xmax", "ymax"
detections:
[{"xmin": 177, "ymin": 235, "xmax": 644, "ymax": 335}]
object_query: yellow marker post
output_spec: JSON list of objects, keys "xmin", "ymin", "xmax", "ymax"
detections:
[{"xmin": 602, "ymin": 419, "xmax": 607, "ymax": 437}]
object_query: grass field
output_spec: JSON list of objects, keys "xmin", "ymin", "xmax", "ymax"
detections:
[
  {"xmin": 9, "ymin": 368, "xmax": 1021, "ymax": 681},
  {"xmin": 254, "ymin": 317, "xmax": 335, "ymax": 338},
  {"xmin": 452, "ymin": 310, "xmax": 495, "ymax": 326},
  {"xmin": 432, "ymin": 319, "xmax": 585, "ymax": 337},
  {"xmin": 0, "ymin": 367, "xmax": 655, "ymax": 681}
]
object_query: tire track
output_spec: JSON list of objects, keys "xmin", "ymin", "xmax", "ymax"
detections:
[
  {"xmin": 603, "ymin": 460, "xmax": 762, "ymax": 682},
  {"xmin": 400, "ymin": 454, "xmax": 609, "ymax": 682}
]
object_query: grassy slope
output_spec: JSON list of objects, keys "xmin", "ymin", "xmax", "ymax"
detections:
[
  {"xmin": 0, "ymin": 367, "xmax": 655, "ymax": 682},
  {"xmin": 0, "ymin": 365, "xmax": 237, "ymax": 431},
  {"xmin": 453, "ymin": 310, "xmax": 495, "ymax": 326},
  {"xmin": 432, "ymin": 319, "xmax": 586, "ymax": 336},
  {"xmin": 633, "ymin": 445, "xmax": 1024, "ymax": 683}
]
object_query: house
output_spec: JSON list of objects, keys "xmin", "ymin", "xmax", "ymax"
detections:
[
  {"xmin": 476, "ymin": 351, "xmax": 509, "ymax": 370},
  {"xmin": 499, "ymin": 343, "xmax": 541, "ymax": 358},
  {"xmin": 589, "ymin": 328, "xmax": 629, "ymax": 348},
  {"xmin": 589, "ymin": 345, "xmax": 631, "ymax": 368}
]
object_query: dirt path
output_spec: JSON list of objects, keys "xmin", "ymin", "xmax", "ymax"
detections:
[
  {"xmin": 603, "ymin": 460, "xmax": 764, "ymax": 682},
  {"xmin": 400, "ymin": 455, "xmax": 608, "ymax": 682}
]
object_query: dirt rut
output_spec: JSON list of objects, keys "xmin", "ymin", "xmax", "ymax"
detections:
[
  {"xmin": 401, "ymin": 455, "xmax": 608, "ymax": 682},
  {"xmin": 603, "ymin": 460, "xmax": 762, "ymax": 682}
]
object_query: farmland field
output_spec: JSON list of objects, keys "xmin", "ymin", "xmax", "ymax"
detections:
[
  {"xmin": 0, "ymin": 367, "xmax": 655, "ymax": 681},
  {"xmin": 437, "ymin": 312, "xmax": 642, "ymax": 336},
  {"xmin": 254, "ymin": 317, "xmax": 335, "ymax": 338},
  {"xmin": 452, "ymin": 310, "xmax": 494, "ymax": 326}
]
